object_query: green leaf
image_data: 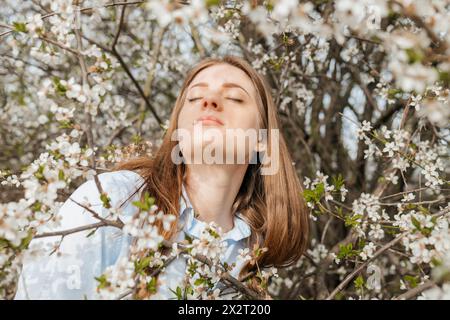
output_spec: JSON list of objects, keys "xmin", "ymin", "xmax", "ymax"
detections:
[
  {"xmin": 303, "ymin": 189, "xmax": 317, "ymax": 203},
  {"xmin": 147, "ymin": 277, "xmax": 157, "ymax": 294},
  {"xmin": 357, "ymin": 238, "xmax": 366, "ymax": 249},
  {"xmin": 411, "ymin": 216, "xmax": 422, "ymax": 232},
  {"xmin": 354, "ymin": 275, "xmax": 365, "ymax": 290},
  {"xmin": 140, "ymin": 111, "xmax": 147, "ymax": 123},
  {"xmin": 418, "ymin": 205, "xmax": 430, "ymax": 215},
  {"xmin": 101, "ymin": 53, "xmax": 112, "ymax": 71},
  {"xmin": 387, "ymin": 88, "xmax": 402, "ymax": 98},
  {"xmin": 33, "ymin": 164, "xmax": 45, "ymax": 180},
  {"xmin": 131, "ymin": 134, "xmax": 143, "ymax": 144},
  {"xmin": 131, "ymin": 200, "xmax": 145, "ymax": 210},
  {"xmin": 334, "ymin": 292, "xmax": 345, "ymax": 300},
  {"xmin": 438, "ymin": 71, "xmax": 450, "ymax": 86},
  {"xmin": 337, "ymin": 242, "xmax": 359, "ymax": 260},
  {"xmin": 303, "ymin": 182, "xmax": 325, "ymax": 204},
  {"xmin": 131, "ymin": 191, "xmax": 155, "ymax": 212},
  {"xmin": 205, "ymin": 0, "xmax": 220, "ymax": 8},
  {"xmin": 268, "ymin": 57, "xmax": 284, "ymax": 72},
  {"xmin": 265, "ymin": 1, "xmax": 274, "ymax": 11},
  {"xmin": 335, "ymin": 206, "xmax": 344, "ymax": 218},
  {"xmin": 52, "ymin": 77, "xmax": 67, "ymax": 95},
  {"xmin": 85, "ymin": 229, "xmax": 97, "ymax": 238},
  {"xmin": 95, "ymin": 274, "xmax": 110, "ymax": 290},
  {"xmin": 185, "ymin": 285, "xmax": 194, "ymax": 296},
  {"xmin": 0, "ymin": 238, "xmax": 10, "ymax": 249},
  {"xmin": 187, "ymin": 261, "xmax": 198, "ymax": 276},
  {"xmin": 134, "ymin": 256, "xmax": 152, "ymax": 274},
  {"xmin": 13, "ymin": 22, "xmax": 27, "ymax": 33},
  {"xmin": 175, "ymin": 286, "xmax": 183, "ymax": 300},
  {"xmin": 331, "ymin": 174, "xmax": 345, "ymax": 191},
  {"xmin": 31, "ymin": 201, "xmax": 42, "ymax": 212},
  {"xmin": 100, "ymin": 193, "xmax": 111, "ymax": 209},
  {"xmin": 184, "ymin": 233, "xmax": 194, "ymax": 244},
  {"xmin": 404, "ymin": 275, "xmax": 418, "ymax": 288},
  {"xmin": 345, "ymin": 214, "xmax": 362, "ymax": 228},
  {"xmin": 208, "ymin": 228, "xmax": 220, "ymax": 239},
  {"xmin": 58, "ymin": 120, "xmax": 73, "ymax": 129},
  {"xmin": 18, "ymin": 229, "xmax": 34, "ymax": 250},
  {"xmin": 315, "ymin": 182, "xmax": 325, "ymax": 199},
  {"xmin": 405, "ymin": 48, "xmax": 424, "ymax": 64}
]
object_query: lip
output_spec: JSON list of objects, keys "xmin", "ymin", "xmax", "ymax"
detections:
[{"xmin": 196, "ymin": 115, "xmax": 224, "ymax": 126}]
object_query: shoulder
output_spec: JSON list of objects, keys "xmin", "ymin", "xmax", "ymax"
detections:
[
  {"xmin": 77, "ymin": 169, "xmax": 145, "ymax": 196},
  {"xmin": 70, "ymin": 170, "xmax": 145, "ymax": 208},
  {"xmin": 54, "ymin": 170, "xmax": 146, "ymax": 227},
  {"xmin": 97, "ymin": 169, "xmax": 145, "ymax": 189}
]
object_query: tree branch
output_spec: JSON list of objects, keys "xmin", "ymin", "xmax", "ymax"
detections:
[{"xmin": 393, "ymin": 281, "xmax": 436, "ymax": 300}]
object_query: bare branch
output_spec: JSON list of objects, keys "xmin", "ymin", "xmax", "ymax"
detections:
[
  {"xmin": 34, "ymin": 222, "xmax": 107, "ymax": 239},
  {"xmin": 109, "ymin": 1, "xmax": 163, "ymax": 126},
  {"xmin": 393, "ymin": 281, "xmax": 436, "ymax": 300}
]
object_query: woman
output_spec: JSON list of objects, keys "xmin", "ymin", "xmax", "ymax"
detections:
[{"xmin": 14, "ymin": 55, "xmax": 309, "ymax": 299}]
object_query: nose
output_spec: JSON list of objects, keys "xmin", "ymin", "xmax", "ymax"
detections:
[{"xmin": 201, "ymin": 94, "xmax": 222, "ymax": 111}]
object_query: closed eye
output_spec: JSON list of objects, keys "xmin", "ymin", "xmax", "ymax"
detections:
[
  {"xmin": 226, "ymin": 98, "xmax": 243, "ymax": 103},
  {"xmin": 188, "ymin": 97, "xmax": 243, "ymax": 103}
]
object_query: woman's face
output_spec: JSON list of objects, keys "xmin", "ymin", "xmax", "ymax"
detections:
[{"xmin": 176, "ymin": 63, "xmax": 262, "ymax": 164}]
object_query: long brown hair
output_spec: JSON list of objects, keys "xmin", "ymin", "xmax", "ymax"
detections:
[{"xmin": 113, "ymin": 55, "xmax": 309, "ymax": 291}]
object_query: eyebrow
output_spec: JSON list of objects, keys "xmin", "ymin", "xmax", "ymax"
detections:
[{"xmin": 189, "ymin": 82, "xmax": 251, "ymax": 97}]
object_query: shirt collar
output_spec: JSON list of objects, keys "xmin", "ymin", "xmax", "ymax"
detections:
[{"xmin": 179, "ymin": 183, "xmax": 251, "ymax": 242}]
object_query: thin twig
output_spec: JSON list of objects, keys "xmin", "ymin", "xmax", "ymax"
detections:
[
  {"xmin": 34, "ymin": 222, "xmax": 107, "ymax": 239},
  {"xmin": 69, "ymin": 198, "xmax": 124, "ymax": 228},
  {"xmin": 393, "ymin": 281, "xmax": 436, "ymax": 300},
  {"xmin": 110, "ymin": 3, "xmax": 163, "ymax": 126}
]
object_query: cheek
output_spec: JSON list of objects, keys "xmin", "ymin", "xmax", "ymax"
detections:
[
  {"xmin": 226, "ymin": 107, "xmax": 260, "ymax": 130},
  {"xmin": 177, "ymin": 106, "xmax": 194, "ymax": 129}
]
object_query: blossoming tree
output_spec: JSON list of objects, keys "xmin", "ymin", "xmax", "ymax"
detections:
[{"xmin": 0, "ymin": 0, "xmax": 449, "ymax": 300}]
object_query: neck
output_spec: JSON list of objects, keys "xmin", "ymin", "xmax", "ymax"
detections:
[{"xmin": 184, "ymin": 163, "xmax": 248, "ymax": 234}]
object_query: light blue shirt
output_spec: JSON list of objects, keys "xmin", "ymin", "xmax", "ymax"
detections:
[{"xmin": 14, "ymin": 170, "xmax": 252, "ymax": 299}]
